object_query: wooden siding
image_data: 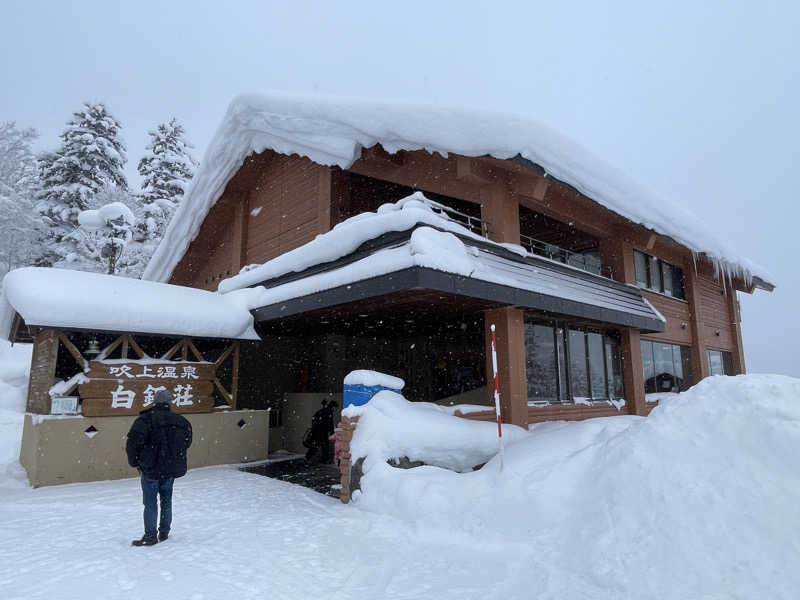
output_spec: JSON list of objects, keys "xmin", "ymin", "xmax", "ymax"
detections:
[
  {"xmin": 640, "ymin": 291, "xmax": 692, "ymax": 346},
  {"xmin": 170, "ymin": 152, "xmax": 331, "ymax": 289}
]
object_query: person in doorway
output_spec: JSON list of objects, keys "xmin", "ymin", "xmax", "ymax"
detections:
[
  {"xmin": 126, "ymin": 389, "xmax": 193, "ymax": 546},
  {"xmin": 306, "ymin": 399, "xmax": 337, "ymax": 463}
]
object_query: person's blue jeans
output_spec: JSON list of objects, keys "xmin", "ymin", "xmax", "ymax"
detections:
[{"xmin": 141, "ymin": 474, "xmax": 174, "ymax": 539}]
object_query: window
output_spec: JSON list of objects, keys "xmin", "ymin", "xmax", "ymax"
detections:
[
  {"xmin": 707, "ymin": 350, "xmax": 734, "ymax": 376},
  {"xmin": 641, "ymin": 340, "xmax": 693, "ymax": 394},
  {"xmin": 633, "ymin": 250, "xmax": 685, "ymax": 299},
  {"xmin": 525, "ymin": 317, "xmax": 624, "ymax": 404}
]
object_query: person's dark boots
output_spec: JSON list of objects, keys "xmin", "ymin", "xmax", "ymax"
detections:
[
  {"xmin": 158, "ymin": 531, "xmax": 169, "ymax": 542},
  {"xmin": 131, "ymin": 536, "xmax": 158, "ymax": 547}
]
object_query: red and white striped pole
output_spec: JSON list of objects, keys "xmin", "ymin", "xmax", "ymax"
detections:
[{"xmin": 490, "ymin": 324, "xmax": 504, "ymax": 470}]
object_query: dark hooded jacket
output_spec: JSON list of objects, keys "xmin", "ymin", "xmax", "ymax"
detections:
[{"xmin": 126, "ymin": 404, "xmax": 193, "ymax": 479}]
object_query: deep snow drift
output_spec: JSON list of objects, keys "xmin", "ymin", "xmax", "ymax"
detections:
[
  {"xmin": 350, "ymin": 374, "xmax": 800, "ymax": 599},
  {"xmin": 0, "ymin": 339, "xmax": 31, "ymax": 487}
]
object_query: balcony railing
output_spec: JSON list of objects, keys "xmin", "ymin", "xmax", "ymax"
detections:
[
  {"xmin": 519, "ymin": 234, "xmax": 611, "ymax": 278},
  {"xmin": 421, "ymin": 197, "xmax": 610, "ymax": 278}
]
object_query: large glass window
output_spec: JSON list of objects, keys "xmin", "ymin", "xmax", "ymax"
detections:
[
  {"xmin": 641, "ymin": 340, "xmax": 693, "ymax": 394},
  {"xmin": 707, "ymin": 350, "xmax": 734, "ymax": 376},
  {"xmin": 633, "ymin": 250, "xmax": 685, "ymax": 300},
  {"xmin": 525, "ymin": 317, "xmax": 624, "ymax": 404}
]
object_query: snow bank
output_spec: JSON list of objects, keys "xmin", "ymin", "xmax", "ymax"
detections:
[
  {"xmin": 144, "ymin": 91, "xmax": 772, "ymax": 288},
  {"xmin": 2, "ymin": 267, "xmax": 259, "ymax": 340},
  {"xmin": 352, "ymin": 374, "xmax": 800, "ymax": 598},
  {"xmin": 343, "ymin": 370, "xmax": 404, "ymax": 390},
  {"xmin": 0, "ymin": 339, "xmax": 32, "ymax": 487},
  {"xmin": 346, "ymin": 390, "xmax": 528, "ymax": 473}
]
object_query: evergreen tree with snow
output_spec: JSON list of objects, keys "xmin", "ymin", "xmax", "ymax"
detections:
[
  {"xmin": 137, "ymin": 118, "xmax": 196, "ymax": 241},
  {"xmin": 0, "ymin": 122, "xmax": 41, "ymax": 277},
  {"xmin": 35, "ymin": 102, "xmax": 127, "ymax": 266}
]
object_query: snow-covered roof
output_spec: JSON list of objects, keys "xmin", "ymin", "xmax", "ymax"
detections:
[
  {"xmin": 143, "ymin": 91, "xmax": 774, "ymax": 288},
  {"xmin": 228, "ymin": 195, "xmax": 665, "ymax": 332},
  {"xmin": 1, "ymin": 267, "xmax": 259, "ymax": 340}
]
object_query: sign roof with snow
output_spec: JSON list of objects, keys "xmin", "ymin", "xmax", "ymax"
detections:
[
  {"xmin": 143, "ymin": 91, "xmax": 773, "ymax": 289},
  {"xmin": 0, "ymin": 267, "xmax": 259, "ymax": 340}
]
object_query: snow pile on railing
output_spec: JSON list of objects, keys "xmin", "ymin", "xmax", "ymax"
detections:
[
  {"xmin": 350, "ymin": 374, "xmax": 800, "ymax": 598},
  {"xmin": 144, "ymin": 91, "xmax": 773, "ymax": 288},
  {"xmin": 219, "ymin": 193, "xmax": 483, "ymax": 292}
]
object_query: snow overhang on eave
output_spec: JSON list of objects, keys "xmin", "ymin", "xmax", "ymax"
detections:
[{"xmin": 247, "ymin": 225, "xmax": 667, "ymax": 333}]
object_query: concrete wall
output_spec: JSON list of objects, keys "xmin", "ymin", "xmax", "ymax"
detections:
[{"xmin": 20, "ymin": 409, "xmax": 269, "ymax": 487}]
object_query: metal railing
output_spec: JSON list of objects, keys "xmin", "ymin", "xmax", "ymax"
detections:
[
  {"xmin": 519, "ymin": 233, "xmax": 611, "ymax": 277},
  {"xmin": 420, "ymin": 197, "xmax": 611, "ymax": 278},
  {"xmin": 423, "ymin": 198, "xmax": 489, "ymax": 237}
]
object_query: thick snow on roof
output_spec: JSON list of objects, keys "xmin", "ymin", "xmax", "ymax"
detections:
[
  {"xmin": 143, "ymin": 91, "xmax": 773, "ymax": 287},
  {"xmin": 1, "ymin": 267, "xmax": 259, "ymax": 340}
]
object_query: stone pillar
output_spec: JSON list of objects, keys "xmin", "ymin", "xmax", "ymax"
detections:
[{"xmin": 484, "ymin": 307, "xmax": 528, "ymax": 428}]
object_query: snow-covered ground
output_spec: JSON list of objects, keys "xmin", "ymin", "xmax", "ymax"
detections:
[{"xmin": 0, "ymin": 339, "xmax": 798, "ymax": 598}]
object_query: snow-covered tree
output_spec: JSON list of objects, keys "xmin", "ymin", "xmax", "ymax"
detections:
[
  {"xmin": 77, "ymin": 201, "xmax": 136, "ymax": 275},
  {"xmin": 36, "ymin": 103, "xmax": 128, "ymax": 266},
  {"xmin": 137, "ymin": 118, "xmax": 196, "ymax": 241},
  {"xmin": 0, "ymin": 123, "xmax": 41, "ymax": 277}
]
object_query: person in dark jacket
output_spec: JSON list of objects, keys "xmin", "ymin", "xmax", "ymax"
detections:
[
  {"xmin": 126, "ymin": 389, "xmax": 192, "ymax": 546},
  {"xmin": 306, "ymin": 400, "xmax": 338, "ymax": 463}
]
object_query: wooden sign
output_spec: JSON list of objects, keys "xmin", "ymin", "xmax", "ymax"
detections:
[{"xmin": 79, "ymin": 360, "xmax": 217, "ymax": 417}]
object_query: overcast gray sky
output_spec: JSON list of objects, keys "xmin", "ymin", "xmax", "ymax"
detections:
[{"xmin": 2, "ymin": 0, "xmax": 797, "ymax": 376}]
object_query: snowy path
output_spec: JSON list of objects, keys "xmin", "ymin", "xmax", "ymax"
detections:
[{"xmin": 0, "ymin": 466, "xmax": 591, "ymax": 600}]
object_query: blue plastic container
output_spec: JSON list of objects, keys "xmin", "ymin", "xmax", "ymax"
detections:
[{"xmin": 343, "ymin": 384, "xmax": 387, "ymax": 408}]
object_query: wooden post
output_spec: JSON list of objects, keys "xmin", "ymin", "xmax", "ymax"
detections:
[
  {"xmin": 727, "ymin": 289, "xmax": 747, "ymax": 374},
  {"xmin": 483, "ymin": 307, "xmax": 528, "ymax": 428},
  {"xmin": 26, "ymin": 329, "xmax": 59, "ymax": 414},
  {"xmin": 684, "ymin": 262, "xmax": 710, "ymax": 382},
  {"xmin": 231, "ymin": 191, "xmax": 250, "ymax": 273},
  {"xmin": 620, "ymin": 327, "xmax": 646, "ymax": 415},
  {"xmin": 480, "ymin": 183, "xmax": 519, "ymax": 244}
]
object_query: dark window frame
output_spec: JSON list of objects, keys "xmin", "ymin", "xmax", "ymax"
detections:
[
  {"xmin": 707, "ymin": 349, "xmax": 734, "ymax": 376},
  {"xmin": 641, "ymin": 339, "xmax": 693, "ymax": 396},
  {"xmin": 633, "ymin": 250, "xmax": 686, "ymax": 300},
  {"xmin": 525, "ymin": 316, "xmax": 623, "ymax": 405}
]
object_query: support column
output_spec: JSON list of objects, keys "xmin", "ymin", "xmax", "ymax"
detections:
[
  {"xmin": 484, "ymin": 307, "xmax": 528, "ymax": 428},
  {"xmin": 728, "ymin": 289, "xmax": 747, "ymax": 374},
  {"xmin": 480, "ymin": 184, "xmax": 519, "ymax": 243},
  {"xmin": 684, "ymin": 264, "xmax": 710, "ymax": 382},
  {"xmin": 26, "ymin": 329, "xmax": 58, "ymax": 414},
  {"xmin": 620, "ymin": 327, "xmax": 646, "ymax": 416}
]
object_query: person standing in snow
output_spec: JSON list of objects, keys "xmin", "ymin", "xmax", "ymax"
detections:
[{"xmin": 125, "ymin": 389, "xmax": 192, "ymax": 547}]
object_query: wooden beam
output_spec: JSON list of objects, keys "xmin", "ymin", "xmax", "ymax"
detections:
[
  {"xmin": 645, "ymin": 233, "xmax": 657, "ymax": 250},
  {"xmin": 186, "ymin": 339, "xmax": 206, "ymax": 362},
  {"xmin": 96, "ymin": 336, "xmax": 124, "ymax": 361},
  {"xmin": 161, "ymin": 340, "xmax": 183, "ymax": 361},
  {"xmin": 213, "ymin": 378, "xmax": 232, "ymax": 405},
  {"xmin": 231, "ymin": 191, "xmax": 249, "ymax": 273},
  {"xmin": 214, "ymin": 343, "xmax": 236, "ymax": 368},
  {"xmin": 456, "ymin": 156, "xmax": 495, "ymax": 185},
  {"xmin": 121, "ymin": 336, "xmax": 129, "ymax": 359},
  {"xmin": 26, "ymin": 329, "xmax": 58, "ymax": 414},
  {"xmin": 620, "ymin": 327, "xmax": 646, "ymax": 415},
  {"xmin": 56, "ymin": 331, "xmax": 88, "ymax": 371},
  {"xmin": 126, "ymin": 335, "xmax": 147, "ymax": 359},
  {"xmin": 181, "ymin": 340, "xmax": 188, "ymax": 361},
  {"xmin": 532, "ymin": 178, "xmax": 549, "ymax": 201}
]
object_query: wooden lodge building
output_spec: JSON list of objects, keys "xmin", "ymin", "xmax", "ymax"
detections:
[{"xmin": 2, "ymin": 93, "xmax": 774, "ymax": 491}]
